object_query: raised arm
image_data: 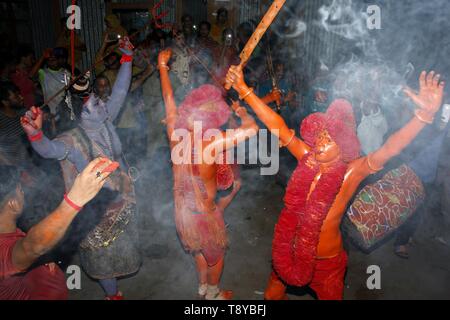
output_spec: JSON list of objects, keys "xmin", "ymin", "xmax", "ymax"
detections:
[
  {"xmin": 203, "ymin": 101, "xmax": 259, "ymax": 158},
  {"xmin": 29, "ymin": 48, "xmax": 51, "ymax": 79},
  {"xmin": 217, "ymin": 180, "xmax": 241, "ymax": 212},
  {"xmin": 20, "ymin": 107, "xmax": 67, "ymax": 160},
  {"xmin": 226, "ymin": 66, "xmax": 310, "ymax": 160},
  {"xmin": 12, "ymin": 158, "xmax": 117, "ymax": 272},
  {"xmin": 368, "ymin": 71, "xmax": 445, "ymax": 171},
  {"xmin": 261, "ymin": 87, "xmax": 282, "ymax": 106},
  {"xmin": 107, "ymin": 37, "xmax": 134, "ymax": 122},
  {"xmin": 157, "ymin": 49, "xmax": 178, "ymax": 143}
]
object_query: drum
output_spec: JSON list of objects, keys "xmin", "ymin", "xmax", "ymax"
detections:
[{"xmin": 343, "ymin": 164, "xmax": 425, "ymax": 251}]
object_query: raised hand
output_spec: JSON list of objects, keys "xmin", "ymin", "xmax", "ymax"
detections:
[
  {"xmin": 66, "ymin": 158, "xmax": 118, "ymax": 208},
  {"xmin": 158, "ymin": 48, "xmax": 172, "ymax": 68},
  {"xmin": 404, "ymin": 71, "xmax": 445, "ymax": 115},
  {"xmin": 285, "ymin": 91, "xmax": 297, "ymax": 104},
  {"xmin": 43, "ymin": 48, "xmax": 53, "ymax": 59},
  {"xmin": 20, "ymin": 106, "xmax": 43, "ymax": 136},
  {"xmin": 269, "ymin": 88, "xmax": 282, "ymax": 106},
  {"xmin": 231, "ymin": 100, "xmax": 248, "ymax": 119},
  {"xmin": 118, "ymin": 36, "xmax": 134, "ymax": 56},
  {"xmin": 261, "ymin": 88, "xmax": 283, "ymax": 106},
  {"xmin": 225, "ymin": 66, "xmax": 250, "ymax": 97}
]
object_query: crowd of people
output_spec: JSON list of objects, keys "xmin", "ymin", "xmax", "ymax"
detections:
[{"xmin": 0, "ymin": 7, "xmax": 449, "ymax": 300}]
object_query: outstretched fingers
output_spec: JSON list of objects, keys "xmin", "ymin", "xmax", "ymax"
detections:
[
  {"xmin": 419, "ymin": 71, "xmax": 427, "ymax": 89},
  {"xmin": 425, "ymin": 71, "xmax": 435, "ymax": 87},
  {"xmin": 432, "ymin": 73, "xmax": 441, "ymax": 88}
]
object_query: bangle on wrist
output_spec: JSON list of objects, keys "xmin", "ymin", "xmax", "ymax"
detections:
[
  {"xmin": 280, "ymin": 129, "xmax": 296, "ymax": 148},
  {"xmin": 367, "ymin": 153, "xmax": 384, "ymax": 173},
  {"xmin": 239, "ymin": 87, "xmax": 254, "ymax": 100},
  {"xmin": 158, "ymin": 63, "xmax": 169, "ymax": 70},
  {"xmin": 64, "ymin": 194, "xmax": 83, "ymax": 212},
  {"xmin": 28, "ymin": 131, "xmax": 43, "ymax": 142},
  {"xmin": 120, "ymin": 54, "xmax": 133, "ymax": 64},
  {"xmin": 414, "ymin": 109, "xmax": 434, "ymax": 124}
]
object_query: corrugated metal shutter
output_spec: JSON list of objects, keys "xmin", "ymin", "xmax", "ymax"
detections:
[
  {"xmin": 300, "ymin": 0, "xmax": 340, "ymax": 78},
  {"xmin": 60, "ymin": 0, "xmax": 105, "ymax": 71},
  {"xmin": 182, "ymin": 0, "xmax": 207, "ymax": 25},
  {"xmin": 238, "ymin": 0, "xmax": 261, "ymax": 24},
  {"xmin": 28, "ymin": 0, "xmax": 57, "ymax": 56},
  {"xmin": 114, "ymin": 0, "xmax": 176, "ymax": 24},
  {"xmin": 264, "ymin": 0, "xmax": 340, "ymax": 80}
]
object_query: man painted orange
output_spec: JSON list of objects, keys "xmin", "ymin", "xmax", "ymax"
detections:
[
  {"xmin": 158, "ymin": 49, "xmax": 258, "ymax": 299},
  {"xmin": 226, "ymin": 66, "xmax": 445, "ymax": 300}
]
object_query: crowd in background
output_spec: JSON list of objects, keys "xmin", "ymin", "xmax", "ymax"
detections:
[{"xmin": 1, "ymin": 6, "xmax": 450, "ymax": 295}]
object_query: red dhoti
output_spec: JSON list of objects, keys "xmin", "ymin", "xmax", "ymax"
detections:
[{"xmin": 265, "ymin": 251, "xmax": 348, "ymax": 300}]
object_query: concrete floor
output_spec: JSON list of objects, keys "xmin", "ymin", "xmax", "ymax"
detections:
[{"xmin": 68, "ymin": 162, "xmax": 450, "ymax": 300}]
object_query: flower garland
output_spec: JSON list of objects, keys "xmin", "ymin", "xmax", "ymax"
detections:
[{"xmin": 272, "ymin": 154, "xmax": 348, "ymax": 286}]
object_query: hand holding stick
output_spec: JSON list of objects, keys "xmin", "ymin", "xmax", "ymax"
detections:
[
  {"xmin": 224, "ymin": 0, "xmax": 287, "ymax": 90},
  {"xmin": 20, "ymin": 106, "xmax": 43, "ymax": 136}
]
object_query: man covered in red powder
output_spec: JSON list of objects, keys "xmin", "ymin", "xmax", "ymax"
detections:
[
  {"xmin": 158, "ymin": 49, "xmax": 259, "ymax": 299},
  {"xmin": 0, "ymin": 158, "xmax": 117, "ymax": 300},
  {"xmin": 226, "ymin": 66, "xmax": 445, "ymax": 300}
]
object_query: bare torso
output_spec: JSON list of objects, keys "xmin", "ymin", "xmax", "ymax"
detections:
[
  {"xmin": 197, "ymin": 161, "xmax": 220, "ymax": 211},
  {"xmin": 195, "ymin": 147, "xmax": 373, "ymax": 258},
  {"xmin": 315, "ymin": 157, "xmax": 372, "ymax": 258}
]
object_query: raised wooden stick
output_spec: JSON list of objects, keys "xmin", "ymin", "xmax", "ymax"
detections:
[{"xmin": 224, "ymin": 0, "xmax": 287, "ymax": 90}]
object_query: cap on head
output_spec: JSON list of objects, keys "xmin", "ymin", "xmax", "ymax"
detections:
[
  {"xmin": 51, "ymin": 47, "xmax": 68, "ymax": 59},
  {"xmin": 176, "ymin": 84, "xmax": 231, "ymax": 131},
  {"xmin": 301, "ymin": 99, "xmax": 361, "ymax": 162}
]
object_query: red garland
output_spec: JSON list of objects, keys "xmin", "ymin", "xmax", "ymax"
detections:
[{"xmin": 272, "ymin": 154, "xmax": 348, "ymax": 286}]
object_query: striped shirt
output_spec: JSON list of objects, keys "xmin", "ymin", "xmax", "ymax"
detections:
[{"xmin": 0, "ymin": 110, "xmax": 29, "ymax": 166}]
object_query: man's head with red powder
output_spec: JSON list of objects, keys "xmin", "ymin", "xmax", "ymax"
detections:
[
  {"xmin": 301, "ymin": 99, "xmax": 361, "ymax": 163},
  {"xmin": 176, "ymin": 84, "xmax": 231, "ymax": 132}
]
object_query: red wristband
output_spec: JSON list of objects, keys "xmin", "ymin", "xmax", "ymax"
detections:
[
  {"xmin": 120, "ymin": 55, "xmax": 133, "ymax": 64},
  {"xmin": 64, "ymin": 194, "xmax": 83, "ymax": 211},
  {"xmin": 28, "ymin": 131, "xmax": 43, "ymax": 142}
]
